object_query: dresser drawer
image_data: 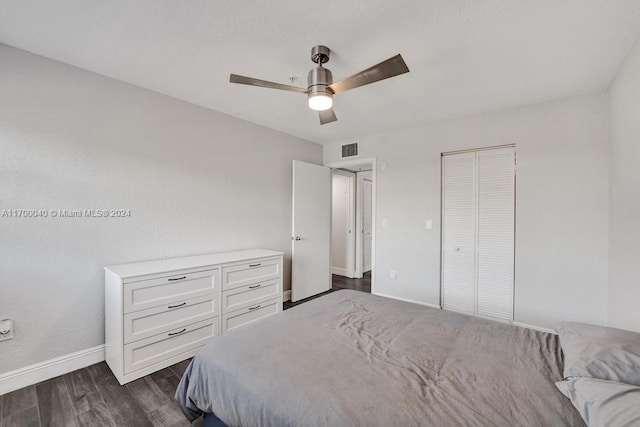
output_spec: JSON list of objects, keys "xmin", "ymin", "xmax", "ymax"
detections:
[
  {"xmin": 124, "ymin": 269, "xmax": 217, "ymax": 313},
  {"xmin": 222, "ymin": 278, "xmax": 280, "ymax": 313},
  {"xmin": 221, "ymin": 257, "xmax": 280, "ymax": 291},
  {"xmin": 221, "ymin": 297, "xmax": 280, "ymax": 333},
  {"xmin": 123, "ymin": 295, "xmax": 217, "ymax": 344},
  {"xmin": 124, "ymin": 318, "xmax": 217, "ymax": 375}
]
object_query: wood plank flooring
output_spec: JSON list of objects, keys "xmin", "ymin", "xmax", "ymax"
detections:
[
  {"xmin": 1, "ymin": 272, "xmax": 371, "ymax": 426},
  {"xmin": 332, "ymin": 271, "xmax": 371, "ymax": 293},
  {"xmin": 0, "ymin": 359, "xmax": 199, "ymax": 427}
]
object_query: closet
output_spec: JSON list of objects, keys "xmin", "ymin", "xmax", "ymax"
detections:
[{"xmin": 441, "ymin": 146, "xmax": 515, "ymax": 321}]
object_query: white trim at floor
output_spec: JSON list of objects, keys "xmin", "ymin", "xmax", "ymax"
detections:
[
  {"xmin": 373, "ymin": 292, "xmax": 442, "ymax": 309},
  {"xmin": 0, "ymin": 345, "xmax": 105, "ymax": 396},
  {"xmin": 282, "ymin": 290, "xmax": 291, "ymax": 302}
]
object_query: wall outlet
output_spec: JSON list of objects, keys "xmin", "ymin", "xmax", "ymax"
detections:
[
  {"xmin": 0, "ymin": 319, "xmax": 13, "ymax": 341},
  {"xmin": 389, "ymin": 270, "xmax": 397, "ymax": 280}
]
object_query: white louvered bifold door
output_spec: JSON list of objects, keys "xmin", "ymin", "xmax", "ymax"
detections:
[
  {"xmin": 441, "ymin": 152, "xmax": 476, "ymax": 315},
  {"xmin": 441, "ymin": 147, "xmax": 515, "ymax": 321},
  {"xmin": 476, "ymin": 147, "xmax": 515, "ymax": 321}
]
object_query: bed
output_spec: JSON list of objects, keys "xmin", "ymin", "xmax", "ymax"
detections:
[{"xmin": 176, "ymin": 289, "xmax": 584, "ymax": 426}]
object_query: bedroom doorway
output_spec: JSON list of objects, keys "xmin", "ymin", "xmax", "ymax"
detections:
[
  {"xmin": 327, "ymin": 158, "xmax": 376, "ymax": 294},
  {"xmin": 290, "ymin": 158, "xmax": 376, "ymax": 305},
  {"xmin": 331, "ymin": 169, "xmax": 356, "ymax": 278}
]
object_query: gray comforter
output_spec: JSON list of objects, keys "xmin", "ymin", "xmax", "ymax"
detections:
[{"xmin": 176, "ymin": 290, "xmax": 583, "ymax": 426}]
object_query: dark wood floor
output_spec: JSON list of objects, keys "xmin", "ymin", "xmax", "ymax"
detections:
[
  {"xmin": 0, "ymin": 360, "xmax": 200, "ymax": 427},
  {"xmin": 1, "ymin": 272, "xmax": 371, "ymax": 427},
  {"xmin": 283, "ymin": 271, "xmax": 371, "ymax": 309}
]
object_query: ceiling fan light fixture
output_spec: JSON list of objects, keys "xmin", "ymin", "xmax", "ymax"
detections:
[
  {"xmin": 229, "ymin": 45, "xmax": 409, "ymax": 125},
  {"xmin": 308, "ymin": 92, "xmax": 333, "ymax": 111}
]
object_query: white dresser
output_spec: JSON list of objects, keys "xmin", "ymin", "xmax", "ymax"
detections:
[{"xmin": 104, "ymin": 249, "xmax": 283, "ymax": 385}]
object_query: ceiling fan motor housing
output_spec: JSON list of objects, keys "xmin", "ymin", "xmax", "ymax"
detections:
[
  {"xmin": 308, "ymin": 66, "xmax": 333, "ymax": 94},
  {"xmin": 308, "ymin": 45, "xmax": 334, "ymax": 101}
]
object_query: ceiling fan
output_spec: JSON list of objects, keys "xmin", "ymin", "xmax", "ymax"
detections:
[{"xmin": 229, "ymin": 45, "xmax": 410, "ymax": 125}]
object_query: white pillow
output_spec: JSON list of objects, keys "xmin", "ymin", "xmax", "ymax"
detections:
[
  {"xmin": 556, "ymin": 322, "xmax": 640, "ymax": 385},
  {"xmin": 556, "ymin": 377, "xmax": 640, "ymax": 427}
]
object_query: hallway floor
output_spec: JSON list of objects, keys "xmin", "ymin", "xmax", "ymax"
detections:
[{"xmin": 283, "ymin": 271, "xmax": 371, "ymax": 310}]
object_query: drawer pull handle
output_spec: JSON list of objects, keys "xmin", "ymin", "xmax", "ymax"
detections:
[
  {"xmin": 168, "ymin": 328, "xmax": 187, "ymax": 336},
  {"xmin": 168, "ymin": 276, "xmax": 186, "ymax": 282},
  {"xmin": 248, "ymin": 284, "xmax": 261, "ymax": 289},
  {"xmin": 248, "ymin": 304, "xmax": 261, "ymax": 311},
  {"xmin": 249, "ymin": 263, "xmax": 261, "ymax": 267},
  {"xmin": 168, "ymin": 302, "xmax": 186, "ymax": 309}
]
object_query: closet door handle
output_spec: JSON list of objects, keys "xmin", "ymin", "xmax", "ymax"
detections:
[
  {"xmin": 168, "ymin": 276, "xmax": 186, "ymax": 281},
  {"xmin": 249, "ymin": 263, "xmax": 261, "ymax": 267},
  {"xmin": 248, "ymin": 304, "xmax": 261, "ymax": 311},
  {"xmin": 168, "ymin": 302, "xmax": 186, "ymax": 309},
  {"xmin": 168, "ymin": 328, "xmax": 186, "ymax": 336},
  {"xmin": 248, "ymin": 284, "xmax": 261, "ymax": 289}
]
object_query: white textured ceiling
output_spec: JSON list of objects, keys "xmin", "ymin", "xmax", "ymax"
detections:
[{"xmin": 1, "ymin": 1, "xmax": 640, "ymax": 145}]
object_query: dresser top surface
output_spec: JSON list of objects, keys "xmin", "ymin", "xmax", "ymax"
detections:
[{"xmin": 104, "ymin": 249, "xmax": 284, "ymax": 278}]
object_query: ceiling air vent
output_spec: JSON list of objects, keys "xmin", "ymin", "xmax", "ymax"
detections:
[{"xmin": 341, "ymin": 142, "xmax": 359, "ymax": 158}]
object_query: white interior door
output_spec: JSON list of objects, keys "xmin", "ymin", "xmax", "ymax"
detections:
[
  {"xmin": 362, "ymin": 176, "xmax": 373, "ymax": 273},
  {"xmin": 476, "ymin": 147, "xmax": 515, "ymax": 320},
  {"xmin": 291, "ymin": 160, "xmax": 331, "ymax": 302},
  {"xmin": 441, "ymin": 152, "xmax": 477, "ymax": 315}
]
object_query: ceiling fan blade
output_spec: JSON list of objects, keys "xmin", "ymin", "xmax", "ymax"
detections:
[
  {"xmin": 229, "ymin": 74, "xmax": 308, "ymax": 94},
  {"xmin": 319, "ymin": 108, "xmax": 337, "ymax": 125},
  {"xmin": 328, "ymin": 54, "xmax": 409, "ymax": 94}
]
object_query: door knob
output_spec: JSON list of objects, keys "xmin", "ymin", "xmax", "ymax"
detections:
[{"xmin": 292, "ymin": 236, "xmax": 302, "ymax": 241}]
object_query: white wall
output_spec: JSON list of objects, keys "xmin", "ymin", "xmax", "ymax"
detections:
[
  {"xmin": 324, "ymin": 93, "xmax": 610, "ymax": 329},
  {"xmin": 608, "ymin": 36, "xmax": 640, "ymax": 332},
  {"xmin": 0, "ymin": 44, "xmax": 322, "ymax": 373}
]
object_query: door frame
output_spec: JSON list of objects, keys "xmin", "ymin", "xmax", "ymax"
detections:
[
  {"xmin": 357, "ymin": 171, "xmax": 373, "ymax": 275},
  {"xmin": 331, "ymin": 169, "xmax": 357, "ymax": 278},
  {"xmin": 325, "ymin": 157, "xmax": 377, "ymax": 294}
]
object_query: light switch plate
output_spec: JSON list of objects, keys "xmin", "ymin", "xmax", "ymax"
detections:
[
  {"xmin": 381, "ymin": 218, "xmax": 388, "ymax": 228},
  {"xmin": 426, "ymin": 219, "xmax": 433, "ymax": 229}
]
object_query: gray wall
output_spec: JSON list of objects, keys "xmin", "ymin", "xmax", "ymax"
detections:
[
  {"xmin": 609, "ymin": 36, "xmax": 640, "ymax": 332},
  {"xmin": 0, "ymin": 44, "xmax": 322, "ymax": 373},
  {"xmin": 324, "ymin": 92, "xmax": 610, "ymax": 330}
]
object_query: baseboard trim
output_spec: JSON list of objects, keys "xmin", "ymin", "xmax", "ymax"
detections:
[
  {"xmin": 373, "ymin": 292, "xmax": 442, "ymax": 309},
  {"xmin": 0, "ymin": 345, "xmax": 105, "ymax": 396},
  {"xmin": 282, "ymin": 290, "xmax": 291, "ymax": 302},
  {"xmin": 512, "ymin": 322, "xmax": 557, "ymax": 335}
]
